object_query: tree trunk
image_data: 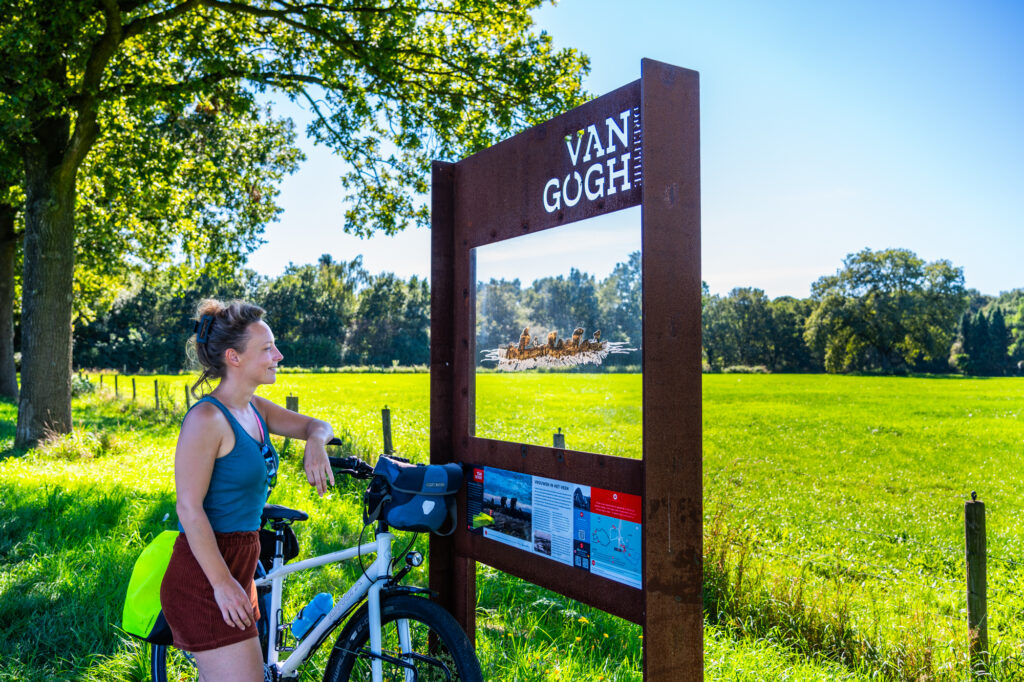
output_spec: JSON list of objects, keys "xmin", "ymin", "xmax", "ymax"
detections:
[
  {"xmin": 0, "ymin": 204, "xmax": 19, "ymax": 401},
  {"xmin": 16, "ymin": 136, "xmax": 77, "ymax": 447}
]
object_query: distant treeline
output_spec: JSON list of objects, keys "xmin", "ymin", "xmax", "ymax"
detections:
[
  {"xmin": 72, "ymin": 247, "xmax": 1024, "ymax": 376},
  {"xmin": 475, "ymin": 251, "xmax": 641, "ymax": 368},
  {"xmin": 704, "ymin": 248, "xmax": 1024, "ymax": 376},
  {"xmin": 74, "ymin": 255, "xmax": 429, "ymax": 371}
]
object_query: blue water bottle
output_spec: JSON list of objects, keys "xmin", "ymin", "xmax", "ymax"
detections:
[{"xmin": 291, "ymin": 592, "xmax": 333, "ymax": 641}]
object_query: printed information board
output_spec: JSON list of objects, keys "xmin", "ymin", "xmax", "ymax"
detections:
[{"xmin": 466, "ymin": 465, "xmax": 642, "ymax": 589}]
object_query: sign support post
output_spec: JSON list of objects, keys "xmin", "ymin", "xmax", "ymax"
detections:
[{"xmin": 639, "ymin": 58, "xmax": 703, "ymax": 677}]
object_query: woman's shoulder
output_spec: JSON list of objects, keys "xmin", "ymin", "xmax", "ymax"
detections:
[
  {"xmin": 176, "ymin": 399, "xmax": 235, "ymax": 459},
  {"xmin": 182, "ymin": 399, "xmax": 232, "ymax": 433}
]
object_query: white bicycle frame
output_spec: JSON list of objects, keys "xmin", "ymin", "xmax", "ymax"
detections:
[{"xmin": 254, "ymin": 529, "xmax": 402, "ymax": 682}]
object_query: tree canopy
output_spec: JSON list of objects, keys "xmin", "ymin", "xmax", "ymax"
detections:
[
  {"xmin": 1, "ymin": 0, "xmax": 589, "ymax": 445},
  {"xmin": 804, "ymin": 248, "xmax": 966, "ymax": 373},
  {"xmin": 702, "ymin": 288, "xmax": 815, "ymax": 372},
  {"xmin": 74, "ymin": 101, "xmax": 303, "ymax": 319}
]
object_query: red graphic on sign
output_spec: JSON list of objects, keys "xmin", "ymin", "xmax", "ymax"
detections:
[
  {"xmin": 591, "ymin": 488, "xmax": 641, "ymax": 524},
  {"xmin": 473, "ymin": 468, "xmax": 484, "ymax": 483}
]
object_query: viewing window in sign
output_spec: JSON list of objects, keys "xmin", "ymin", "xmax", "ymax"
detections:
[{"xmin": 471, "ymin": 209, "xmax": 642, "ymax": 458}]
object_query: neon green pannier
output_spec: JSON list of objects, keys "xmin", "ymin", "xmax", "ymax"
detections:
[{"xmin": 122, "ymin": 530, "xmax": 177, "ymax": 645}]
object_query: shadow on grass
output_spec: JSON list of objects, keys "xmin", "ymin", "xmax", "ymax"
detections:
[
  {"xmin": 0, "ymin": 398, "xmax": 27, "ymax": 461},
  {"xmin": 0, "ymin": 484, "xmax": 177, "ymax": 677},
  {"xmin": 0, "ymin": 395, "xmax": 182, "ymax": 461}
]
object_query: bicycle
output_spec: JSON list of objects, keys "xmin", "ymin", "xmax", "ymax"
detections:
[{"xmin": 151, "ymin": 451, "xmax": 482, "ymax": 681}]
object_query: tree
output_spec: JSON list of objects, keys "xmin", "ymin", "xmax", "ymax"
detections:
[
  {"xmin": 598, "ymin": 251, "xmax": 642, "ymax": 348},
  {"xmin": 73, "ymin": 265, "xmax": 263, "ymax": 372},
  {"xmin": 345, "ymin": 273, "xmax": 429, "ymax": 366},
  {"xmin": 701, "ymin": 293, "xmax": 732, "ymax": 371},
  {"xmin": 73, "ymin": 100, "xmax": 302, "ymax": 318},
  {"xmin": 525, "ymin": 269, "xmax": 601, "ymax": 342},
  {"xmin": 393, "ymin": 275, "xmax": 431, "ymax": 365},
  {"xmin": 1009, "ymin": 300, "xmax": 1024, "ymax": 371},
  {"xmin": 949, "ymin": 312, "xmax": 973, "ymax": 375},
  {"xmin": 953, "ymin": 308, "xmax": 1012, "ymax": 377},
  {"xmin": 986, "ymin": 308, "xmax": 1010, "ymax": 376},
  {"xmin": 804, "ymin": 248, "xmax": 966, "ymax": 373},
  {"xmin": 725, "ymin": 288, "xmax": 771, "ymax": 366},
  {"xmin": 476, "ymin": 278, "xmax": 526, "ymax": 352},
  {"xmin": 261, "ymin": 254, "xmax": 367, "ymax": 366},
  {"xmin": 961, "ymin": 291, "xmax": 1023, "ymax": 375},
  {"xmin": 0, "ymin": 93, "xmax": 303, "ymax": 403},
  {"xmin": 700, "ymin": 288, "xmax": 777, "ymax": 370},
  {"xmin": 1, "ymin": 0, "xmax": 587, "ymax": 445},
  {"xmin": 766, "ymin": 296, "xmax": 816, "ymax": 372}
]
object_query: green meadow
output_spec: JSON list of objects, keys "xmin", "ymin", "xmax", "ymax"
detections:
[{"xmin": 1, "ymin": 373, "xmax": 1023, "ymax": 680}]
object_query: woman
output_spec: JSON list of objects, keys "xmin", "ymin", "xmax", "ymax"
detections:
[{"xmin": 160, "ymin": 299, "xmax": 335, "ymax": 681}]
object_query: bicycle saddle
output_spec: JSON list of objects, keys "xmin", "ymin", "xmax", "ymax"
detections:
[{"xmin": 261, "ymin": 504, "xmax": 308, "ymax": 524}]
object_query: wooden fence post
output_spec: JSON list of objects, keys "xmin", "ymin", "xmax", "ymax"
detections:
[
  {"xmin": 553, "ymin": 427, "xmax": 565, "ymax": 449},
  {"xmin": 283, "ymin": 396, "xmax": 298, "ymax": 452},
  {"xmin": 132, "ymin": 377, "xmax": 136, "ymax": 401},
  {"xmin": 99, "ymin": 374, "xmax": 104, "ymax": 387},
  {"xmin": 154, "ymin": 380, "xmax": 160, "ymax": 411},
  {"xmin": 382, "ymin": 406, "xmax": 393, "ymax": 455},
  {"xmin": 185, "ymin": 385, "xmax": 191, "ymax": 408},
  {"xmin": 966, "ymin": 492, "xmax": 988, "ymax": 675},
  {"xmin": 114, "ymin": 374, "xmax": 119, "ymax": 398}
]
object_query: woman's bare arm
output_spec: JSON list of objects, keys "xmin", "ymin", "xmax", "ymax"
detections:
[{"xmin": 252, "ymin": 395, "xmax": 335, "ymax": 495}]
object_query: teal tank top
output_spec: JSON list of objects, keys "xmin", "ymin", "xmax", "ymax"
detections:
[{"xmin": 178, "ymin": 395, "xmax": 279, "ymax": 533}]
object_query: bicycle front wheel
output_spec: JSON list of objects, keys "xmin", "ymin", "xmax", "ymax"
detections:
[{"xmin": 324, "ymin": 594, "xmax": 482, "ymax": 682}]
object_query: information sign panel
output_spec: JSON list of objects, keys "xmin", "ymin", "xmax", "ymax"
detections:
[{"xmin": 466, "ymin": 465, "xmax": 643, "ymax": 589}]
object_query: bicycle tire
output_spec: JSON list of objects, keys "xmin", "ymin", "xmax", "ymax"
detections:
[
  {"xmin": 150, "ymin": 642, "xmax": 198, "ymax": 682},
  {"xmin": 323, "ymin": 594, "xmax": 482, "ymax": 682}
]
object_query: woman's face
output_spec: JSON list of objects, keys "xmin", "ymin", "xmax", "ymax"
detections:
[{"xmin": 231, "ymin": 320, "xmax": 284, "ymax": 385}]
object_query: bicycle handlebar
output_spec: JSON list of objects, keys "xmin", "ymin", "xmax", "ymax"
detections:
[
  {"xmin": 327, "ymin": 454, "xmax": 375, "ymax": 479},
  {"xmin": 325, "ymin": 438, "xmax": 409, "ymax": 479}
]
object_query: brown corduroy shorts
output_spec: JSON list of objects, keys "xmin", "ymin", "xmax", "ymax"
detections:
[{"xmin": 160, "ymin": 531, "xmax": 261, "ymax": 652}]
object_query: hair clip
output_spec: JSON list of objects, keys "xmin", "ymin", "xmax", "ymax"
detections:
[{"xmin": 194, "ymin": 314, "xmax": 214, "ymax": 344}]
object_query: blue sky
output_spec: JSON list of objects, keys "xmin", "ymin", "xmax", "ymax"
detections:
[{"xmin": 246, "ymin": 0, "xmax": 1024, "ymax": 298}]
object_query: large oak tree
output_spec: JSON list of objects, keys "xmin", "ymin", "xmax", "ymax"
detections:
[
  {"xmin": 72, "ymin": 98, "xmax": 303, "ymax": 321},
  {"xmin": 0, "ymin": 0, "xmax": 587, "ymax": 445}
]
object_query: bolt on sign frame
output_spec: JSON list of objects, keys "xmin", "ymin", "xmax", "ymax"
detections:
[{"xmin": 429, "ymin": 58, "xmax": 702, "ymax": 679}]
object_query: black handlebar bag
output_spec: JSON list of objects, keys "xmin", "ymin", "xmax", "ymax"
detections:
[{"xmin": 364, "ymin": 456, "xmax": 463, "ymax": 535}]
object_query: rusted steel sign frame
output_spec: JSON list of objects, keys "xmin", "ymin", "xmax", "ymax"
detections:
[{"xmin": 430, "ymin": 58, "xmax": 702, "ymax": 679}]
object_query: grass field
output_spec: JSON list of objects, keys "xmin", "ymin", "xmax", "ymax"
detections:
[{"xmin": 1, "ymin": 373, "xmax": 1023, "ymax": 680}]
